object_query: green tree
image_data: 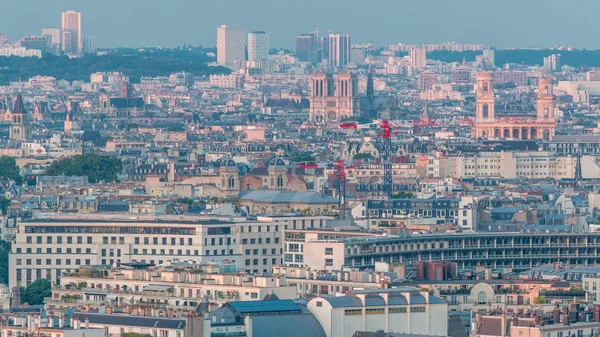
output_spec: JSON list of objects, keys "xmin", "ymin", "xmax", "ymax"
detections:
[
  {"xmin": 391, "ymin": 191, "xmax": 415, "ymax": 199},
  {"xmin": 0, "ymin": 240, "xmax": 10, "ymax": 285},
  {"xmin": 0, "ymin": 156, "xmax": 23, "ymax": 184},
  {"xmin": 21, "ymin": 278, "xmax": 52, "ymax": 305},
  {"xmin": 44, "ymin": 154, "xmax": 123, "ymax": 183},
  {"xmin": 291, "ymin": 155, "xmax": 316, "ymax": 162},
  {"xmin": 533, "ymin": 296, "xmax": 547, "ymax": 304},
  {"xmin": 0, "ymin": 197, "xmax": 10, "ymax": 215},
  {"xmin": 177, "ymin": 197, "xmax": 194, "ymax": 205},
  {"xmin": 123, "ymin": 333, "xmax": 151, "ymax": 337},
  {"xmin": 354, "ymin": 153, "xmax": 374, "ymax": 160}
]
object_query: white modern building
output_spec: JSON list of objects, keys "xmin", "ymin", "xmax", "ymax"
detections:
[
  {"xmin": 307, "ymin": 288, "xmax": 448, "ymax": 337},
  {"xmin": 61, "ymin": 10, "xmax": 82, "ymax": 55},
  {"xmin": 0, "ymin": 47, "xmax": 41, "ymax": 58},
  {"xmin": 9, "ymin": 215, "xmax": 331, "ymax": 289},
  {"xmin": 328, "ymin": 34, "xmax": 351, "ymax": 68},
  {"xmin": 84, "ymin": 36, "xmax": 96, "ymax": 54},
  {"xmin": 482, "ymin": 48, "xmax": 495, "ymax": 67},
  {"xmin": 217, "ymin": 25, "xmax": 246, "ymax": 69},
  {"xmin": 42, "ymin": 28, "xmax": 61, "ymax": 54},
  {"xmin": 247, "ymin": 31, "xmax": 269, "ymax": 62},
  {"xmin": 410, "ymin": 47, "xmax": 427, "ymax": 69}
]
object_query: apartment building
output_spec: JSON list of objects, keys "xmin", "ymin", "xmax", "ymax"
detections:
[
  {"xmin": 295, "ymin": 232, "xmax": 600, "ymax": 272},
  {"xmin": 9, "ymin": 215, "xmax": 331, "ymax": 288},
  {"xmin": 47, "ymin": 263, "xmax": 296, "ymax": 313},
  {"xmin": 282, "ymin": 229, "xmax": 375, "ymax": 270},
  {"xmin": 442, "ymin": 151, "xmax": 580, "ymax": 179}
]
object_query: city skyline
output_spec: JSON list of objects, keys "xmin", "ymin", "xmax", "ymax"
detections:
[{"xmin": 1, "ymin": 0, "xmax": 600, "ymax": 49}]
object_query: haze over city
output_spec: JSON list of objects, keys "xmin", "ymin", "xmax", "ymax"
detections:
[
  {"xmin": 5, "ymin": 2, "xmax": 600, "ymax": 337},
  {"xmin": 2, "ymin": 0, "xmax": 600, "ymax": 48}
]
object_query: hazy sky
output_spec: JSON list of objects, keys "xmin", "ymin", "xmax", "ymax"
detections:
[{"xmin": 2, "ymin": 0, "xmax": 598, "ymax": 49}]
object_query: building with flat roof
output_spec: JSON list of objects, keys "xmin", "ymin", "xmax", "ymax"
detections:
[
  {"xmin": 217, "ymin": 25, "xmax": 246, "ymax": 69},
  {"xmin": 9, "ymin": 215, "xmax": 331, "ymax": 289},
  {"xmin": 294, "ymin": 232, "xmax": 600, "ymax": 273},
  {"xmin": 61, "ymin": 10, "xmax": 81, "ymax": 55}
]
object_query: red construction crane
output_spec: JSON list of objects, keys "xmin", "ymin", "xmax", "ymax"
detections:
[
  {"xmin": 332, "ymin": 160, "xmax": 353, "ymax": 212},
  {"xmin": 298, "ymin": 162, "xmax": 319, "ymax": 169},
  {"xmin": 340, "ymin": 122, "xmax": 358, "ymax": 130},
  {"xmin": 377, "ymin": 120, "xmax": 399, "ymax": 197}
]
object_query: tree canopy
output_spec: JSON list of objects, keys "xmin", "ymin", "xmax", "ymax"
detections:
[
  {"xmin": 291, "ymin": 155, "xmax": 316, "ymax": 162},
  {"xmin": 391, "ymin": 191, "xmax": 415, "ymax": 199},
  {"xmin": 21, "ymin": 278, "xmax": 52, "ymax": 305},
  {"xmin": 0, "ymin": 240, "xmax": 10, "ymax": 285},
  {"xmin": 426, "ymin": 49, "xmax": 600, "ymax": 68},
  {"xmin": 0, "ymin": 47, "xmax": 230, "ymax": 84},
  {"xmin": 0, "ymin": 156, "xmax": 23, "ymax": 184},
  {"xmin": 354, "ymin": 153, "xmax": 374, "ymax": 160},
  {"xmin": 44, "ymin": 154, "xmax": 123, "ymax": 183}
]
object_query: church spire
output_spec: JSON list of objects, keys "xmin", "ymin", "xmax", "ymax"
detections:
[
  {"xmin": 366, "ymin": 63, "xmax": 374, "ymax": 102},
  {"xmin": 13, "ymin": 92, "xmax": 26, "ymax": 115}
]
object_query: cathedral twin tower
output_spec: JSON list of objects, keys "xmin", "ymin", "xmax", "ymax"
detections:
[
  {"xmin": 309, "ymin": 72, "xmax": 360, "ymax": 123},
  {"xmin": 472, "ymin": 72, "xmax": 556, "ymax": 140}
]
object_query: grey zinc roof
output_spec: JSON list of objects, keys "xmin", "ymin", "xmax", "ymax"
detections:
[
  {"xmin": 251, "ymin": 314, "xmax": 326, "ymax": 337},
  {"xmin": 73, "ymin": 313, "xmax": 185, "ymax": 329},
  {"xmin": 321, "ymin": 296, "xmax": 363, "ymax": 308},
  {"xmin": 428, "ymin": 295, "xmax": 447, "ymax": 304},
  {"xmin": 387, "ymin": 294, "xmax": 408, "ymax": 305},
  {"xmin": 239, "ymin": 190, "xmax": 337, "ymax": 204},
  {"xmin": 364, "ymin": 296, "xmax": 386, "ymax": 307},
  {"xmin": 409, "ymin": 294, "xmax": 426, "ymax": 304}
]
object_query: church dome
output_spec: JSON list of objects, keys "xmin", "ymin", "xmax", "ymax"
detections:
[
  {"xmin": 220, "ymin": 158, "xmax": 238, "ymax": 170},
  {"xmin": 268, "ymin": 157, "xmax": 287, "ymax": 168}
]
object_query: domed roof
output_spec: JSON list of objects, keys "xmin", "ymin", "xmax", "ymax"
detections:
[
  {"xmin": 268, "ymin": 157, "xmax": 287, "ymax": 168},
  {"xmin": 220, "ymin": 158, "xmax": 238, "ymax": 168},
  {"xmin": 263, "ymin": 291, "xmax": 279, "ymax": 301},
  {"xmin": 221, "ymin": 158, "xmax": 239, "ymax": 171},
  {"xmin": 196, "ymin": 297, "xmax": 210, "ymax": 314}
]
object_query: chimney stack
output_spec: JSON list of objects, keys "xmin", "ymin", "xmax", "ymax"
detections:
[{"xmin": 553, "ymin": 308, "xmax": 560, "ymax": 324}]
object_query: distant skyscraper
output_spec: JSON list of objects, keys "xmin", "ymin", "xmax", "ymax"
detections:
[
  {"xmin": 216, "ymin": 25, "xmax": 246, "ymax": 69},
  {"xmin": 42, "ymin": 28, "xmax": 61, "ymax": 55},
  {"xmin": 482, "ymin": 48, "xmax": 495, "ymax": 67},
  {"xmin": 84, "ymin": 36, "xmax": 96, "ymax": 54},
  {"xmin": 61, "ymin": 31, "xmax": 73, "ymax": 55},
  {"xmin": 350, "ymin": 47, "xmax": 367, "ymax": 65},
  {"xmin": 410, "ymin": 47, "xmax": 427, "ymax": 69},
  {"xmin": 328, "ymin": 34, "xmax": 351, "ymax": 68},
  {"xmin": 319, "ymin": 36, "xmax": 329, "ymax": 63},
  {"xmin": 247, "ymin": 31, "xmax": 269, "ymax": 62},
  {"xmin": 20, "ymin": 36, "xmax": 47, "ymax": 53},
  {"xmin": 296, "ymin": 33, "xmax": 316, "ymax": 63},
  {"xmin": 543, "ymin": 54, "xmax": 561, "ymax": 72},
  {"xmin": 61, "ymin": 10, "xmax": 82, "ymax": 55}
]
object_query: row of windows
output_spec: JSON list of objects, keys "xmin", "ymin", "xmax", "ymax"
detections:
[
  {"xmin": 17, "ymin": 247, "xmax": 92, "ymax": 254},
  {"xmin": 27, "ymin": 236, "xmax": 93, "ymax": 244},
  {"xmin": 244, "ymin": 258, "xmax": 279, "ymax": 266},
  {"xmin": 136, "ymin": 237, "xmax": 195, "ymax": 246},
  {"xmin": 25, "ymin": 235, "xmax": 198, "ymax": 246},
  {"xmin": 284, "ymin": 254, "xmax": 303, "ymax": 263},
  {"xmin": 344, "ymin": 307, "xmax": 412, "ymax": 315},
  {"xmin": 246, "ymin": 248, "xmax": 279, "ymax": 256},
  {"xmin": 241, "ymin": 237, "xmax": 280, "ymax": 245},
  {"xmin": 16, "ymin": 258, "xmax": 91, "ymax": 266},
  {"xmin": 24, "ymin": 226, "xmax": 196, "ymax": 235}
]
